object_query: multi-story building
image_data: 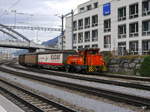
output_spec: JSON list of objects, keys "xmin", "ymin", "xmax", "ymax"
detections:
[{"xmin": 65, "ymin": 0, "xmax": 150, "ymax": 55}]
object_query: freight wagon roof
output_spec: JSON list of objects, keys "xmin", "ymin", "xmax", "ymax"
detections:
[
  {"xmin": 37, "ymin": 50, "xmax": 77, "ymax": 54},
  {"xmin": 23, "ymin": 50, "xmax": 77, "ymax": 55}
]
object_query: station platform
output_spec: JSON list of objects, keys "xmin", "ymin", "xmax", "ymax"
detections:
[{"xmin": 0, "ymin": 94, "xmax": 24, "ymax": 112}]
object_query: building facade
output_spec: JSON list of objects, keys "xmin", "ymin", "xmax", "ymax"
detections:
[{"xmin": 65, "ymin": 0, "xmax": 150, "ymax": 55}]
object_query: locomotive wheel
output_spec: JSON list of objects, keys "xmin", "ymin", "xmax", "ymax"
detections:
[
  {"xmin": 81, "ymin": 69, "xmax": 87, "ymax": 74},
  {"xmin": 65, "ymin": 65, "xmax": 70, "ymax": 72}
]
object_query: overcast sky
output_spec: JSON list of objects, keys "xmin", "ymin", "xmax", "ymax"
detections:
[{"xmin": 0, "ymin": 0, "xmax": 88, "ymax": 43}]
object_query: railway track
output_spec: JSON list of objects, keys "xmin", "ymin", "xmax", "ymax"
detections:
[
  {"xmin": 0, "ymin": 65, "xmax": 150, "ymax": 109},
  {"xmin": 0, "ymin": 59, "xmax": 12, "ymax": 65},
  {"xmin": 98, "ymin": 73, "xmax": 150, "ymax": 82},
  {"xmin": 9, "ymin": 64, "xmax": 150, "ymax": 91},
  {"xmin": 0, "ymin": 79, "xmax": 76, "ymax": 112},
  {"xmin": 7, "ymin": 61, "xmax": 150, "ymax": 82}
]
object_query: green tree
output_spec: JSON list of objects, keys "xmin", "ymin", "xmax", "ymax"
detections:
[{"xmin": 140, "ymin": 56, "xmax": 150, "ymax": 77}]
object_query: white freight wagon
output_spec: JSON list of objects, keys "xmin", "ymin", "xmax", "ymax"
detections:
[{"xmin": 38, "ymin": 51, "xmax": 76, "ymax": 69}]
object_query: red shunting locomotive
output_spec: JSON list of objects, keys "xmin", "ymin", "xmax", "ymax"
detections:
[{"xmin": 66, "ymin": 48, "xmax": 106, "ymax": 72}]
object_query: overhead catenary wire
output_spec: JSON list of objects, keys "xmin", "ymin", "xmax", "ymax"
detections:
[{"xmin": 0, "ymin": 0, "xmax": 21, "ymax": 18}]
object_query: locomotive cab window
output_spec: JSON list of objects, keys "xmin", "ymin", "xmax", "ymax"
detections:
[
  {"xmin": 88, "ymin": 50, "xmax": 97, "ymax": 54},
  {"xmin": 86, "ymin": 49, "xmax": 99, "ymax": 54}
]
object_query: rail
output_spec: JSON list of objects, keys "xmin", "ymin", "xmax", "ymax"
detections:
[
  {"xmin": 0, "ymin": 78, "xmax": 76, "ymax": 112},
  {"xmin": 9, "ymin": 64, "xmax": 150, "ymax": 91},
  {"xmin": 0, "ymin": 65, "xmax": 150, "ymax": 109}
]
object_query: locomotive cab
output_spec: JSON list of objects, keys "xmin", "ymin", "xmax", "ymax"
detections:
[{"xmin": 66, "ymin": 48, "xmax": 106, "ymax": 73}]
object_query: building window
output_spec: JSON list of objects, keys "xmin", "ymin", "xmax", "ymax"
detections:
[
  {"xmin": 129, "ymin": 41, "xmax": 139, "ymax": 55},
  {"xmin": 85, "ymin": 45, "xmax": 90, "ymax": 49},
  {"xmin": 87, "ymin": 5, "xmax": 92, "ymax": 10},
  {"xmin": 118, "ymin": 24, "xmax": 126, "ymax": 39},
  {"xmin": 104, "ymin": 35, "xmax": 111, "ymax": 48},
  {"xmin": 80, "ymin": 7, "xmax": 85, "ymax": 12},
  {"xmin": 142, "ymin": 0, "xmax": 150, "ymax": 16},
  {"xmin": 94, "ymin": 2, "xmax": 98, "ymax": 8},
  {"xmin": 78, "ymin": 33, "xmax": 83, "ymax": 43},
  {"xmin": 118, "ymin": 7, "xmax": 126, "ymax": 21},
  {"xmin": 92, "ymin": 30, "xmax": 98, "ymax": 42},
  {"xmin": 129, "ymin": 3, "xmax": 138, "ymax": 19},
  {"xmin": 85, "ymin": 31, "xmax": 90, "ymax": 42},
  {"xmin": 104, "ymin": 19, "xmax": 111, "ymax": 32},
  {"xmin": 92, "ymin": 44, "xmax": 98, "ymax": 48},
  {"xmin": 118, "ymin": 42, "xmax": 126, "ymax": 56},
  {"xmin": 78, "ymin": 19, "xmax": 83, "ymax": 30},
  {"xmin": 73, "ymin": 46, "xmax": 77, "ymax": 50},
  {"xmin": 78, "ymin": 45, "xmax": 83, "ymax": 50},
  {"xmin": 142, "ymin": 40, "xmax": 150, "ymax": 54},
  {"xmin": 85, "ymin": 17, "xmax": 90, "ymax": 29},
  {"xmin": 92, "ymin": 15, "xmax": 98, "ymax": 27},
  {"xmin": 73, "ymin": 34, "xmax": 77, "ymax": 44},
  {"xmin": 129, "ymin": 22, "xmax": 138, "ymax": 37},
  {"xmin": 73, "ymin": 21, "xmax": 77, "ymax": 31},
  {"xmin": 142, "ymin": 20, "xmax": 150, "ymax": 36}
]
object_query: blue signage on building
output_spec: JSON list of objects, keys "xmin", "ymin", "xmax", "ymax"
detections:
[{"xmin": 103, "ymin": 3, "xmax": 111, "ymax": 16}]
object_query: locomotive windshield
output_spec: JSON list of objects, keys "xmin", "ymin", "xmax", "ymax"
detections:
[
  {"xmin": 86, "ymin": 49, "xmax": 99, "ymax": 54},
  {"xmin": 88, "ymin": 50, "xmax": 97, "ymax": 54},
  {"xmin": 78, "ymin": 48, "xmax": 100, "ymax": 55}
]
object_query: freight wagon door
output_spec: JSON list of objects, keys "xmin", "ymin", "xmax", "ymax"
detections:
[
  {"xmin": 50, "ymin": 53, "xmax": 63, "ymax": 65},
  {"xmin": 38, "ymin": 53, "xmax": 63, "ymax": 66}
]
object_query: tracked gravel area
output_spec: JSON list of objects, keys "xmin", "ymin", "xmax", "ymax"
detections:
[
  {"xmin": 14, "ymin": 63, "xmax": 150, "ymax": 86},
  {"xmin": 43, "ymin": 70, "xmax": 150, "ymax": 86},
  {"xmin": 3, "ymin": 65, "xmax": 150, "ymax": 99},
  {"xmin": 0, "ymin": 71, "xmax": 137, "ymax": 112}
]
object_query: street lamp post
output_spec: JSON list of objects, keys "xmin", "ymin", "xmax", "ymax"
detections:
[
  {"xmin": 11, "ymin": 10, "xmax": 34, "ymax": 27},
  {"xmin": 61, "ymin": 15, "xmax": 64, "ymax": 50},
  {"xmin": 60, "ymin": 10, "xmax": 74, "ymax": 50},
  {"xmin": 71, "ymin": 10, "xmax": 74, "ymax": 50},
  {"xmin": 11, "ymin": 10, "xmax": 17, "ymax": 26}
]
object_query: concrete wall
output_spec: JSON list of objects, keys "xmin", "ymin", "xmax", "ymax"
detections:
[{"xmin": 108, "ymin": 57, "xmax": 144, "ymax": 75}]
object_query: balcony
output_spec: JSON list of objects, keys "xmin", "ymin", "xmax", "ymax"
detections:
[
  {"xmin": 104, "ymin": 28, "xmax": 111, "ymax": 32},
  {"xmin": 142, "ymin": 50, "xmax": 150, "ymax": 55},
  {"xmin": 129, "ymin": 13, "xmax": 138, "ymax": 19},
  {"xmin": 118, "ymin": 16, "xmax": 126, "ymax": 21},
  {"xmin": 129, "ymin": 32, "xmax": 138, "ymax": 37},
  {"xmin": 78, "ymin": 26, "xmax": 83, "ymax": 30},
  {"xmin": 73, "ymin": 28, "xmax": 77, "ymax": 31},
  {"xmin": 92, "ymin": 23, "xmax": 98, "ymax": 27},
  {"xmin": 85, "ymin": 39, "xmax": 90, "ymax": 43},
  {"xmin": 142, "ymin": 30, "xmax": 150, "ymax": 36},
  {"xmin": 142, "ymin": 9, "xmax": 150, "ymax": 16},
  {"xmin": 78, "ymin": 40, "xmax": 83, "ymax": 43},
  {"xmin": 129, "ymin": 50, "xmax": 138, "ymax": 55},
  {"xmin": 104, "ymin": 44, "xmax": 111, "ymax": 48},
  {"xmin": 85, "ymin": 25, "xmax": 90, "ymax": 29},
  {"xmin": 92, "ymin": 37, "xmax": 98, "ymax": 42},
  {"xmin": 118, "ymin": 34, "xmax": 126, "ymax": 39}
]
